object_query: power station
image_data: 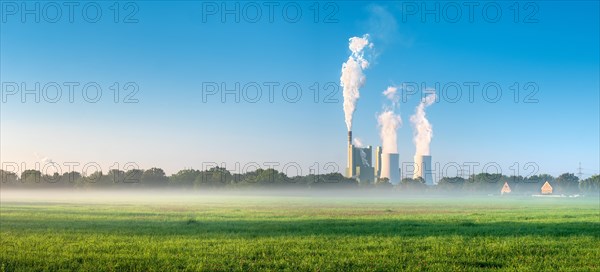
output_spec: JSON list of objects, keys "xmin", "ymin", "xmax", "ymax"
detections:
[
  {"xmin": 345, "ymin": 131, "xmax": 433, "ymax": 185},
  {"xmin": 346, "ymin": 131, "xmax": 375, "ymax": 184},
  {"xmin": 339, "ymin": 34, "xmax": 437, "ymax": 186},
  {"xmin": 346, "ymin": 131, "xmax": 403, "ymax": 185}
]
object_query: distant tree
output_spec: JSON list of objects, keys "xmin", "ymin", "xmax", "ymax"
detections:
[
  {"xmin": 401, "ymin": 177, "xmax": 427, "ymax": 191},
  {"xmin": 141, "ymin": 168, "xmax": 168, "ymax": 187},
  {"xmin": 255, "ymin": 169, "xmax": 286, "ymax": 185},
  {"xmin": 41, "ymin": 172, "xmax": 62, "ymax": 185},
  {"xmin": 62, "ymin": 171, "xmax": 82, "ymax": 184},
  {"xmin": 231, "ymin": 173, "xmax": 244, "ymax": 184},
  {"xmin": 170, "ymin": 169, "xmax": 201, "ymax": 187},
  {"xmin": 436, "ymin": 177, "xmax": 465, "ymax": 191},
  {"xmin": 506, "ymin": 175, "xmax": 525, "ymax": 183},
  {"xmin": 285, "ymin": 175, "xmax": 306, "ymax": 186},
  {"xmin": 124, "ymin": 169, "xmax": 144, "ymax": 185},
  {"xmin": 21, "ymin": 170, "xmax": 42, "ymax": 185},
  {"xmin": 81, "ymin": 171, "xmax": 113, "ymax": 187},
  {"xmin": 195, "ymin": 167, "xmax": 232, "ymax": 188},
  {"xmin": 236, "ymin": 168, "xmax": 286, "ymax": 187},
  {"xmin": 0, "ymin": 170, "xmax": 19, "ymax": 186},
  {"xmin": 527, "ymin": 174, "xmax": 555, "ymax": 184},
  {"xmin": 474, "ymin": 173, "xmax": 503, "ymax": 184},
  {"xmin": 579, "ymin": 175, "xmax": 599, "ymax": 194},
  {"xmin": 309, "ymin": 174, "xmax": 336, "ymax": 187},
  {"xmin": 107, "ymin": 169, "xmax": 126, "ymax": 184},
  {"xmin": 307, "ymin": 173, "xmax": 357, "ymax": 188},
  {"xmin": 554, "ymin": 173, "xmax": 580, "ymax": 194},
  {"xmin": 400, "ymin": 177, "xmax": 412, "ymax": 185},
  {"xmin": 375, "ymin": 177, "xmax": 392, "ymax": 189},
  {"xmin": 463, "ymin": 173, "xmax": 503, "ymax": 193}
]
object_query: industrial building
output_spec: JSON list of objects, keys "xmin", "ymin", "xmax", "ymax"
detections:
[
  {"xmin": 346, "ymin": 131, "xmax": 375, "ymax": 184},
  {"xmin": 346, "ymin": 131, "xmax": 400, "ymax": 185}
]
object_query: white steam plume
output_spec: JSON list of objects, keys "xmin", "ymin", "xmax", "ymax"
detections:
[
  {"xmin": 359, "ymin": 149, "xmax": 370, "ymax": 167},
  {"xmin": 34, "ymin": 152, "xmax": 53, "ymax": 165},
  {"xmin": 340, "ymin": 34, "xmax": 373, "ymax": 131},
  {"xmin": 352, "ymin": 137, "xmax": 364, "ymax": 147},
  {"xmin": 352, "ymin": 137, "xmax": 370, "ymax": 166},
  {"xmin": 410, "ymin": 92, "xmax": 436, "ymax": 156},
  {"xmin": 377, "ymin": 87, "xmax": 402, "ymax": 154},
  {"xmin": 382, "ymin": 86, "xmax": 400, "ymax": 106}
]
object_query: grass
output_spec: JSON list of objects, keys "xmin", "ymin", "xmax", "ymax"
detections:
[{"xmin": 1, "ymin": 193, "xmax": 599, "ymax": 271}]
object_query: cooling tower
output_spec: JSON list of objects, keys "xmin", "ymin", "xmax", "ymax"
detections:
[
  {"xmin": 380, "ymin": 153, "xmax": 399, "ymax": 185},
  {"xmin": 413, "ymin": 155, "xmax": 433, "ymax": 185}
]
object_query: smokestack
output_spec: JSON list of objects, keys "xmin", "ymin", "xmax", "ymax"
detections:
[
  {"xmin": 380, "ymin": 153, "xmax": 400, "ymax": 185},
  {"xmin": 348, "ymin": 131, "xmax": 352, "ymax": 146},
  {"xmin": 347, "ymin": 131, "xmax": 354, "ymax": 177},
  {"xmin": 413, "ymin": 155, "xmax": 433, "ymax": 185}
]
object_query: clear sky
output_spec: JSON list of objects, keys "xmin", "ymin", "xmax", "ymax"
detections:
[{"xmin": 1, "ymin": 1, "xmax": 598, "ymax": 179}]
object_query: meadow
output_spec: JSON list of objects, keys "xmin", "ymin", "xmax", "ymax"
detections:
[{"xmin": 1, "ymin": 191, "xmax": 598, "ymax": 271}]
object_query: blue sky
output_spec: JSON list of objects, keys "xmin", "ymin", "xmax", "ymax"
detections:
[{"xmin": 1, "ymin": 1, "xmax": 598, "ymax": 179}]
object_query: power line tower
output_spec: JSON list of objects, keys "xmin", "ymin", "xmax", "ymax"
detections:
[{"xmin": 577, "ymin": 162, "xmax": 583, "ymax": 180}]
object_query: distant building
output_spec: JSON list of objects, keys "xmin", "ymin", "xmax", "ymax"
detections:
[
  {"xmin": 374, "ymin": 146, "xmax": 382, "ymax": 179},
  {"xmin": 541, "ymin": 181, "xmax": 553, "ymax": 194},
  {"xmin": 501, "ymin": 182, "xmax": 511, "ymax": 195},
  {"xmin": 346, "ymin": 131, "xmax": 375, "ymax": 184}
]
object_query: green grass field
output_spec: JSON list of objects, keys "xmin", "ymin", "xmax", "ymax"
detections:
[{"xmin": 1, "ymin": 192, "xmax": 598, "ymax": 271}]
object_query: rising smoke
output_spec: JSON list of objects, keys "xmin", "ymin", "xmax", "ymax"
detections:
[
  {"xmin": 359, "ymin": 149, "xmax": 370, "ymax": 167},
  {"xmin": 352, "ymin": 137, "xmax": 364, "ymax": 147},
  {"xmin": 340, "ymin": 35, "xmax": 373, "ymax": 131},
  {"xmin": 382, "ymin": 86, "xmax": 400, "ymax": 106},
  {"xmin": 410, "ymin": 92, "xmax": 436, "ymax": 156},
  {"xmin": 352, "ymin": 137, "xmax": 370, "ymax": 166},
  {"xmin": 34, "ymin": 152, "xmax": 53, "ymax": 165},
  {"xmin": 377, "ymin": 87, "xmax": 402, "ymax": 154}
]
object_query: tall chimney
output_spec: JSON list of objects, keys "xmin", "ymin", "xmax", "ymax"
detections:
[
  {"xmin": 346, "ymin": 130, "xmax": 354, "ymax": 177},
  {"xmin": 348, "ymin": 131, "xmax": 352, "ymax": 146}
]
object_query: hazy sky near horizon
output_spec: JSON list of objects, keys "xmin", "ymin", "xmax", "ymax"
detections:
[{"xmin": 1, "ymin": 1, "xmax": 598, "ymax": 179}]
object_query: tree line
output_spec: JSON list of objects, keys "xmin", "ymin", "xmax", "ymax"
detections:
[{"xmin": 1, "ymin": 167, "xmax": 598, "ymax": 195}]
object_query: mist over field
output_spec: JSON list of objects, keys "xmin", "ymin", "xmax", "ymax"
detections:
[
  {"xmin": 1, "ymin": 187, "xmax": 599, "ymax": 202},
  {"xmin": 2, "ymin": 189, "xmax": 599, "ymax": 271}
]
